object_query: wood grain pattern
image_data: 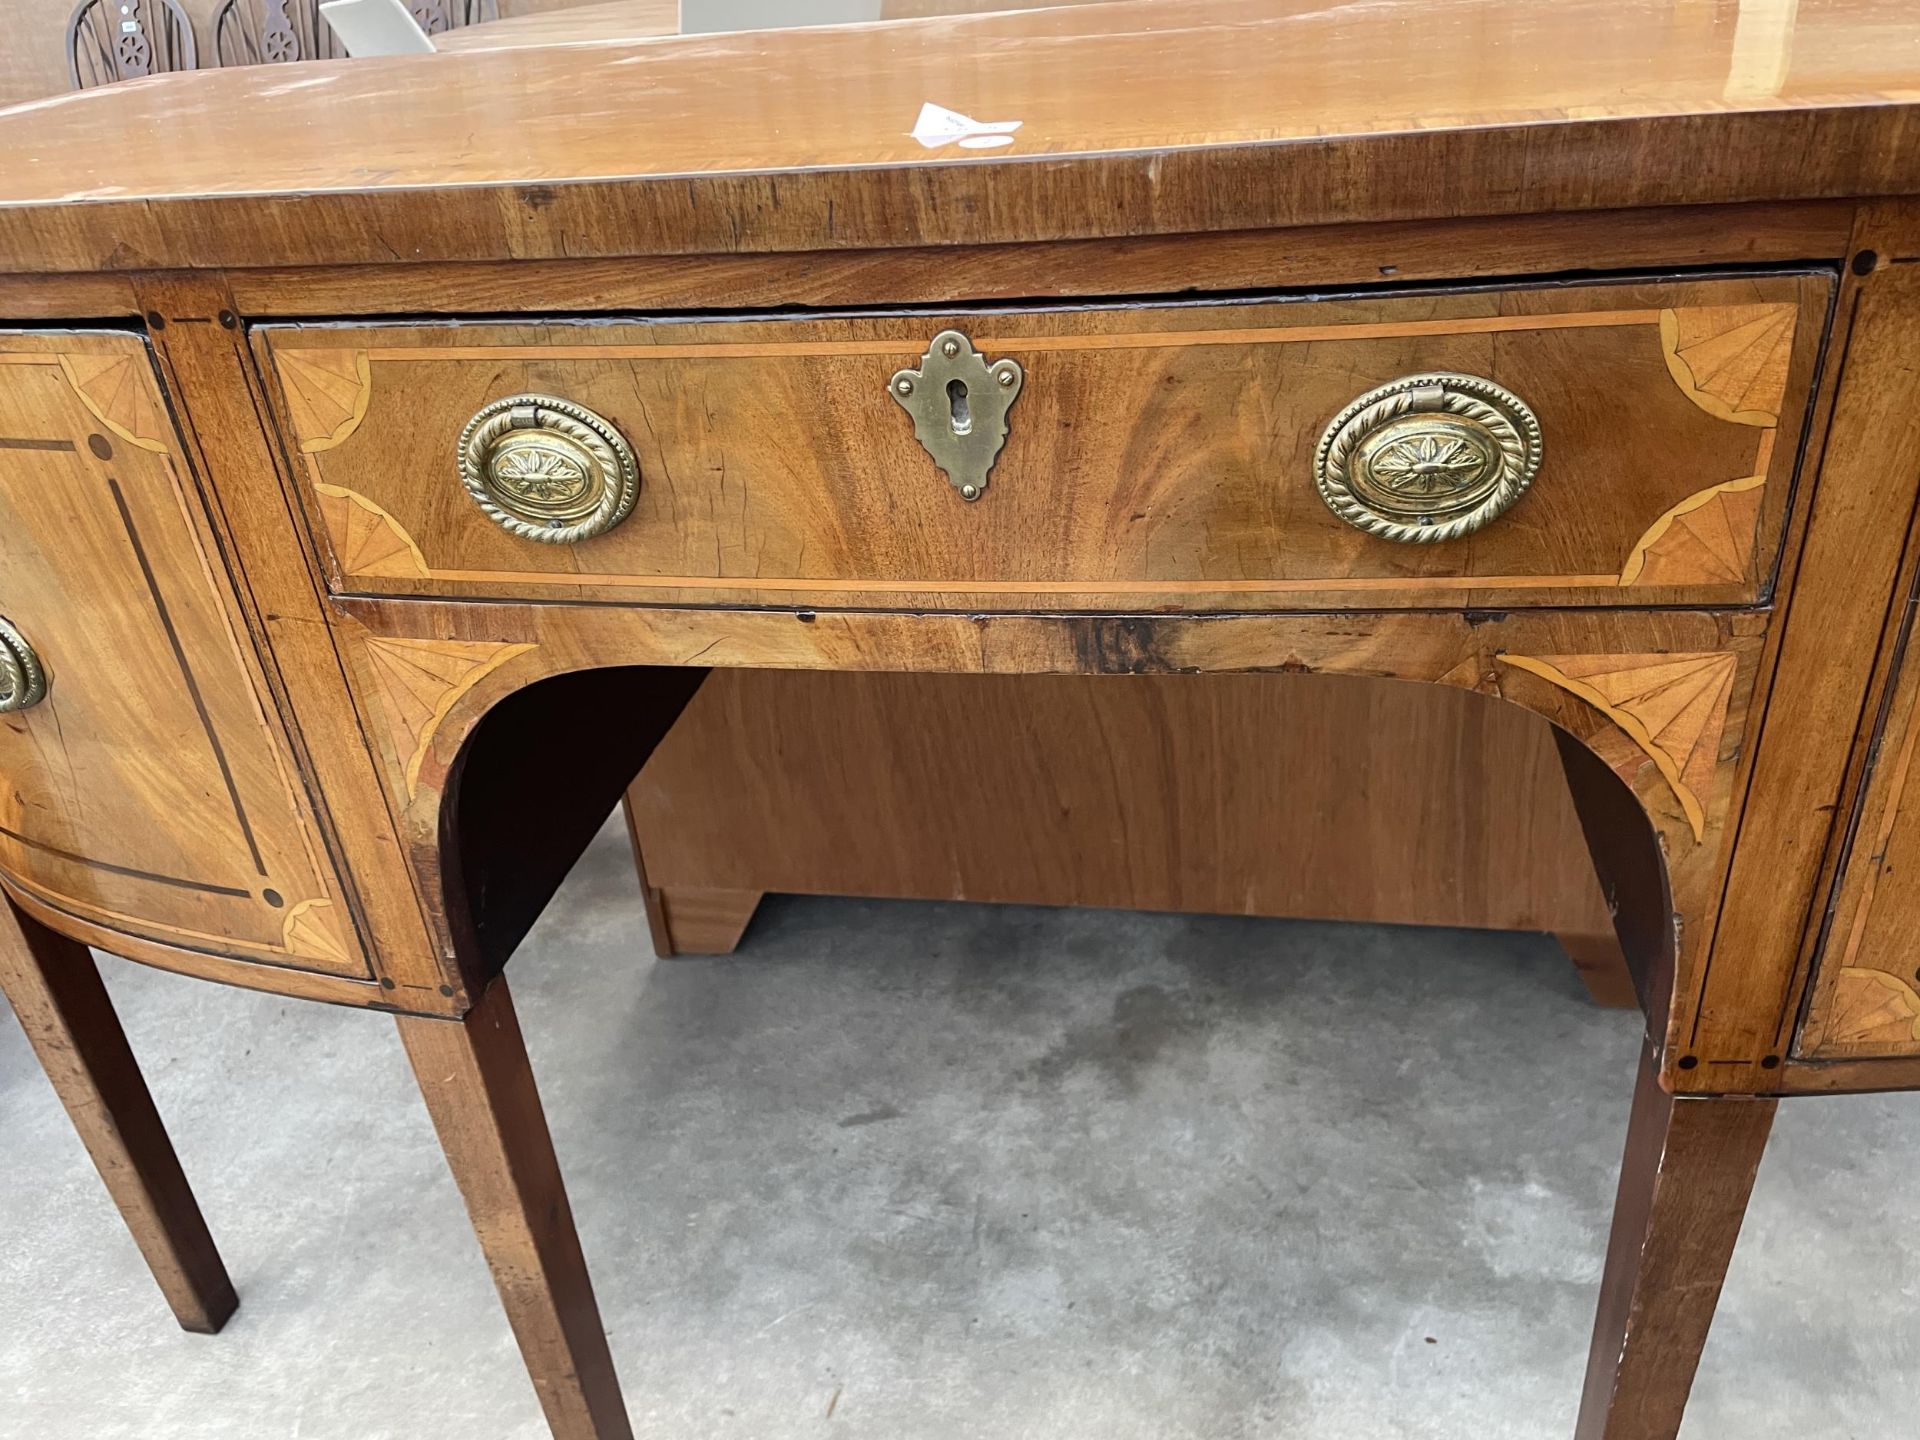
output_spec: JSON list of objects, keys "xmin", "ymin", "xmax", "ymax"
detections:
[
  {"xmin": 3, "ymin": 0, "xmax": 1919, "ymax": 272},
  {"xmin": 338, "ymin": 598, "xmax": 1764, "ymax": 1082},
  {"xmin": 434, "ymin": 0, "xmax": 675, "ymax": 49},
  {"xmin": 1659, "ymin": 303, "xmax": 1798, "ymax": 426},
  {"xmin": 0, "ymin": 330, "xmax": 367, "ymax": 977},
  {"xmin": 1498, "ymin": 653, "xmax": 1739, "ymax": 841},
  {"xmin": 359, "ymin": 637, "xmax": 536, "ymax": 798},
  {"xmin": 276, "ymin": 349, "xmax": 372, "ymax": 454},
  {"xmin": 397, "ymin": 980, "xmax": 632, "ymax": 1440},
  {"xmin": 222, "ymin": 203, "xmax": 1859, "ymax": 320},
  {"xmin": 1799, "ymin": 532, "xmax": 1920, "ymax": 1058},
  {"xmin": 56, "ymin": 352, "xmax": 173, "ymax": 452},
  {"xmin": 1577, "ymin": 1041, "xmax": 1776, "ymax": 1440},
  {"xmin": 1690, "ymin": 237, "xmax": 1920, "ymax": 1086},
  {"xmin": 132, "ymin": 273, "xmax": 453, "ymax": 1010},
  {"xmin": 264, "ymin": 275, "xmax": 1825, "ymax": 614},
  {"xmin": 626, "ymin": 670, "xmax": 1625, "ymax": 956},
  {"xmin": 315, "ymin": 484, "xmax": 431, "ymax": 579},
  {"xmin": 1619, "ymin": 474, "xmax": 1768, "ymax": 588},
  {"xmin": 0, "ymin": 895, "xmax": 238, "ymax": 1334}
]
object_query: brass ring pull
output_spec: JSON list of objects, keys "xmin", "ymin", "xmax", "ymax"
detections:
[
  {"xmin": 0, "ymin": 617, "xmax": 48, "ymax": 714},
  {"xmin": 456, "ymin": 394, "xmax": 640, "ymax": 544},
  {"xmin": 1314, "ymin": 373, "xmax": 1543, "ymax": 543}
]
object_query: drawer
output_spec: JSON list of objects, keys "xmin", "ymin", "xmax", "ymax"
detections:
[{"xmin": 259, "ymin": 274, "xmax": 1829, "ymax": 611}]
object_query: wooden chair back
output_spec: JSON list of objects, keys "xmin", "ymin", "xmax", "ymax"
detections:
[
  {"xmin": 213, "ymin": 0, "xmax": 499, "ymax": 66},
  {"xmin": 67, "ymin": 0, "xmax": 199, "ymax": 90}
]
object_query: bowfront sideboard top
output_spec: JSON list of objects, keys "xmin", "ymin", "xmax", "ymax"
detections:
[
  {"xmin": 7, "ymin": 3, "xmax": 1920, "ymax": 1438},
  {"xmin": 0, "ymin": 0, "xmax": 1918, "ymax": 270}
]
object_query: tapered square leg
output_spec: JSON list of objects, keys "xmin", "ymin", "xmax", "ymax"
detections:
[
  {"xmin": 1577, "ymin": 1041, "xmax": 1776, "ymax": 1440},
  {"xmin": 397, "ymin": 979, "xmax": 632, "ymax": 1440},
  {"xmin": 0, "ymin": 895, "xmax": 237, "ymax": 1333}
]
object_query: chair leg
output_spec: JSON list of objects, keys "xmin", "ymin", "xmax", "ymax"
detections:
[
  {"xmin": 0, "ymin": 894, "xmax": 236, "ymax": 1333},
  {"xmin": 397, "ymin": 979, "xmax": 632, "ymax": 1440},
  {"xmin": 1576, "ymin": 1040, "xmax": 1775, "ymax": 1440}
]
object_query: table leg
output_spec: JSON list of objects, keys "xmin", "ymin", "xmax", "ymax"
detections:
[
  {"xmin": 397, "ymin": 978, "xmax": 632, "ymax": 1440},
  {"xmin": 1576, "ymin": 1040, "xmax": 1775, "ymax": 1439},
  {"xmin": 0, "ymin": 894, "xmax": 237, "ymax": 1333}
]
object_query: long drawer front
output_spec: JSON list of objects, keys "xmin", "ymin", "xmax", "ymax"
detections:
[{"xmin": 258, "ymin": 274, "xmax": 1828, "ymax": 612}]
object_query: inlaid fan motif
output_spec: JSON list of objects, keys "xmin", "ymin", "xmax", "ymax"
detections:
[
  {"xmin": 1500, "ymin": 651, "xmax": 1739, "ymax": 840},
  {"xmin": 280, "ymin": 898, "xmax": 354, "ymax": 966},
  {"xmin": 1620, "ymin": 476, "xmax": 1765, "ymax": 586},
  {"xmin": 361, "ymin": 636, "xmax": 534, "ymax": 796},
  {"xmin": 316, "ymin": 483, "xmax": 429, "ymax": 578},
  {"xmin": 57, "ymin": 352, "xmax": 172, "ymax": 451},
  {"xmin": 1821, "ymin": 967, "xmax": 1920, "ymax": 1050},
  {"xmin": 1660, "ymin": 304, "xmax": 1796, "ymax": 426},
  {"xmin": 278, "ymin": 349, "xmax": 372, "ymax": 452}
]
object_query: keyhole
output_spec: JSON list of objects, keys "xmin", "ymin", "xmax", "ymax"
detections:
[{"xmin": 947, "ymin": 378, "xmax": 972, "ymax": 435}]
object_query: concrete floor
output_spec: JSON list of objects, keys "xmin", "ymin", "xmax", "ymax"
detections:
[{"xmin": 3, "ymin": 818, "xmax": 1917, "ymax": 1439}]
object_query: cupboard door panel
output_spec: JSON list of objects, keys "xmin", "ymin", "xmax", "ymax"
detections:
[{"xmin": 0, "ymin": 331, "xmax": 365, "ymax": 977}]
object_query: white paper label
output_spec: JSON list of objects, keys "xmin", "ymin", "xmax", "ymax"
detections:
[{"xmin": 910, "ymin": 102, "xmax": 1023, "ymax": 151}]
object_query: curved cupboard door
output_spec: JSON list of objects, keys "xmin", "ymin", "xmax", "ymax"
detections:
[
  {"xmin": 0, "ymin": 330, "xmax": 366, "ymax": 978},
  {"xmin": 1799, "ymin": 600, "xmax": 1920, "ymax": 1060}
]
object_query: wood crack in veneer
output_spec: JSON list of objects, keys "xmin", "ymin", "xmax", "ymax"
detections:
[{"xmin": 2, "ymin": 2, "xmax": 1919, "ymax": 1438}]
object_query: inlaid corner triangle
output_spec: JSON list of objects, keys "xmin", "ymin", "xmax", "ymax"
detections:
[
  {"xmin": 1499, "ymin": 651, "xmax": 1739, "ymax": 841},
  {"xmin": 1620, "ymin": 475, "xmax": 1765, "ymax": 586},
  {"xmin": 361, "ymin": 636, "xmax": 534, "ymax": 797},
  {"xmin": 280, "ymin": 897, "xmax": 354, "ymax": 966},
  {"xmin": 1824, "ymin": 967, "xmax": 1920, "ymax": 1049},
  {"xmin": 278, "ymin": 349, "xmax": 372, "ymax": 452},
  {"xmin": 57, "ymin": 352, "xmax": 173, "ymax": 452},
  {"xmin": 1660, "ymin": 304, "xmax": 1795, "ymax": 426},
  {"xmin": 316, "ymin": 483, "xmax": 429, "ymax": 578}
]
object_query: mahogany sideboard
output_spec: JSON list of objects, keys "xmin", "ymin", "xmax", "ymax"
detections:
[{"xmin": 4, "ymin": 1, "xmax": 1920, "ymax": 1435}]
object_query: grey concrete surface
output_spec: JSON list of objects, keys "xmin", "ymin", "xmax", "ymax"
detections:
[{"xmin": 3, "ymin": 816, "xmax": 1917, "ymax": 1439}]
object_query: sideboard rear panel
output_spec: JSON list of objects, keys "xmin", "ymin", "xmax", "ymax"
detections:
[{"xmin": 0, "ymin": 331, "xmax": 368, "ymax": 978}]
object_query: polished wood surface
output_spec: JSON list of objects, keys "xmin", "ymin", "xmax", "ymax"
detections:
[
  {"xmin": 1577, "ymin": 1042, "xmax": 1777, "ymax": 1440},
  {"xmin": 435, "ymin": 0, "xmax": 675, "ymax": 48},
  {"xmin": 1800, "ymin": 551, "xmax": 1920, "ymax": 1058},
  {"xmin": 628, "ymin": 670, "xmax": 1623, "ymax": 959},
  {"xmin": 0, "ymin": 895, "xmax": 237, "ymax": 1334},
  {"xmin": 220, "ymin": 202, "xmax": 1861, "ymax": 317},
  {"xmin": 0, "ymin": 329, "xmax": 365, "ymax": 978},
  {"xmin": 335, "ymin": 596, "xmax": 1765, "ymax": 1068},
  {"xmin": 259, "ymin": 275, "xmax": 1823, "ymax": 613},
  {"xmin": 4, "ymin": 6, "xmax": 1920, "ymax": 1435},
  {"xmin": 398, "ymin": 980, "xmax": 630, "ymax": 1440},
  {"xmin": 1694, "ymin": 228, "xmax": 1920, "ymax": 1078},
  {"xmin": 4, "ymin": 0, "xmax": 1920, "ymax": 269}
]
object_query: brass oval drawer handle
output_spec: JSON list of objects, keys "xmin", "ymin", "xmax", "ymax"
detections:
[
  {"xmin": 1314, "ymin": 373, "xmax": 1543, "ymax": 544},
  {"xmin": 0, "ymin": 617, "xmax": 48, "ymax": 714},
  {"xmin": 456, "ymin": 394, "xmax": 641, "ymax": 544}
]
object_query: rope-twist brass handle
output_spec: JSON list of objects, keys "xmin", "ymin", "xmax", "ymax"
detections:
[
  {"xmin": 456, "ymin": 394, "xmax": 641, "ymax": 544},
  {"xmin": 1314, "ymin": 373, "xmax": 1543, "ymax": 543},
  {"xmin": 0, "ymin": 617, "xmax": 48, "ymax": 714}
]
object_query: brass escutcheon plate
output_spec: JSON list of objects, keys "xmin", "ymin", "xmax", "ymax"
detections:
[{"xmin": 888, "ymin": 330, "xmax": 1023, "ymax": 501}]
